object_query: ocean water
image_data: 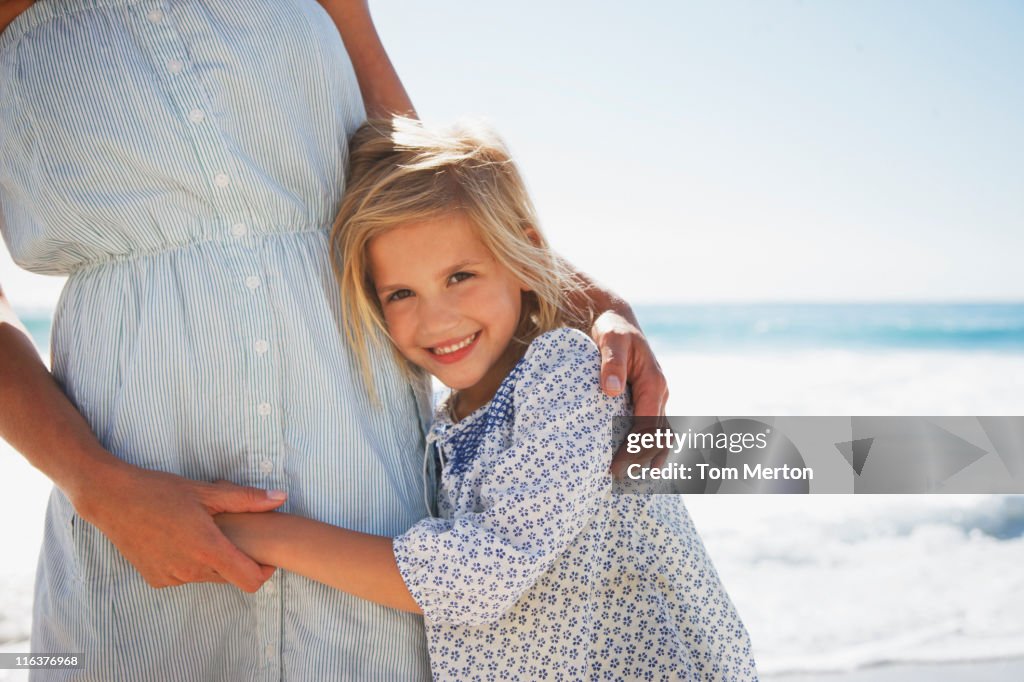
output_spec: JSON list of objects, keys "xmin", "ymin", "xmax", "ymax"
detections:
[
  {"xmin": 639, "ymin": 303, "xmax": 1024, "ymax": 353},
  {"xmin": 18, "ymin": 302, "xmax": 1024, "ymax": 358},
  {"xmin": 3, "ymin": 303, "xmax": 1023, "ymax": 678},
  {"xmin": 687, "ymin": 495, "xmax": 1024, "ymax": 677}
]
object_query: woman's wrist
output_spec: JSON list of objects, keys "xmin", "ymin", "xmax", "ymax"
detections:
[{"xmin": 63, "ymin": 448, "xmax": 134, "ymax": 522}]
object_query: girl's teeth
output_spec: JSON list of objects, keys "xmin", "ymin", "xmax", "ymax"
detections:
[{"xmin": 434, "ymin": 333, "xmax": 476, "ymax": 355}]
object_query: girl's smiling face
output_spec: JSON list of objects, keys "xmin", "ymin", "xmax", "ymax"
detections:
[{"xmin": 368, "ymin": 211, "xmax": 530, "ymax": 417}]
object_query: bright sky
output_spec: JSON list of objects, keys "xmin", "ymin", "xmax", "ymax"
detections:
[{"xmin": 2, "ymin": 0, "xmax": 1021, "ymax": 309}]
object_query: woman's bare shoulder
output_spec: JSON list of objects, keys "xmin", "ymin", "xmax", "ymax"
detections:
[{"xmin": 0, "ymin": 1, "xmax": 35, "ymax": 38}]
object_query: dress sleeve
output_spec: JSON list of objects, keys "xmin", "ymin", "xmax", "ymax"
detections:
[{"xmin": 392, "ymin": 328, "xmax": 629, "ymax": 625}]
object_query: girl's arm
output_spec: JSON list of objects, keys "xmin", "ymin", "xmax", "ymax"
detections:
[
  {"xmin": 214, "ymin": 511, "xmax": 420, "ymax": 614},
  {"xmin": 317, "ymin": 0, "xmax": 416, "ymax": 118},
  {"xmin": 218, "ymin": 330, "xmax": 625, "ymax": 626}
]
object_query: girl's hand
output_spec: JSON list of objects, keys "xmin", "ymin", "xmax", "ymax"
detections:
[
  {"xmin": 213, "ymin": 511, "xmax": 274, "ymax": 566},
  {"xmin": 211, "ymin": 493, "xmax": 286, "ymax": 572}
]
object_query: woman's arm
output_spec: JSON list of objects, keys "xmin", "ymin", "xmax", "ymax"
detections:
[
  {"xmin": 561, "ymin": 257, "xmax": 667, "ymax": 411},
  {"xmin": 317, "ymin": 0, "xmax": 415, "ymax": 118},
  {"xmin": 0, "ymin": 284, "xmax": 285, "ymax": 592},
  {"xmin": 0, "ymin": 1, "xmax": 34, "ymax": 37},
  {"xmin": 316, "ymin": 1, "xmax": 663, "ymax": 436},
  {"xmin": 215, "ymin": 511, "xmax": 420, "ymax": 613}
]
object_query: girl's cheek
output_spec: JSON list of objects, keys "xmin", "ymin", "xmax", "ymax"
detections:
[
  {"xmin": 381, "ymin": 306, "xmax": 402, "ymax": 336},
  {"xmin": 456, "ymin": 282, "xmax": 490, "ymax": 307},
  {"xmin": 384, "ymin": 305, "xmax": 415, "ymax": 343}
]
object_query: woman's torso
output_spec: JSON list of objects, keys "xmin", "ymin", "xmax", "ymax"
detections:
[
  {"xmin": 1, "ymin": 2, "xmax": 432, "ymax": 679},
  {"xmin": 0, "ymin": 0, "xmax": 362, "ymax": 272}
]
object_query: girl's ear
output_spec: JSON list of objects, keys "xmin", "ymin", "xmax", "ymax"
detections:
[
  {"xmin": 516, "ymin": 225, "xmax": 544, "ymax": 293},
  {"xmin": 523, "ymin": 225, "xmax": 542, "ymax": 248}
]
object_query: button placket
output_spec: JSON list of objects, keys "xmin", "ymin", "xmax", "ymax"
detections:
[
  {"xmin": 137, "ymin": 12, "xmax": 281, "ymax": 660},
  {"xmin": 142, "ymin": 11, "xmax": 235, "ymax": 203}
]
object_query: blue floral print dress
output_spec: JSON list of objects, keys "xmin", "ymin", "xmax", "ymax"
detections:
[{"xmin": 393, "ymin": 327, "xmax": 759, "ymax": 681}]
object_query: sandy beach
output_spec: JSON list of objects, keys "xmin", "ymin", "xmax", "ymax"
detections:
[{"xmin": 765, "ymin": 657, "xmax": 1024, "ymax": 681}]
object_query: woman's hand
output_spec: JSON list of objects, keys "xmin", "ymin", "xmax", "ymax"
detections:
[
  {"xmin": 2, "ymin": 285, "xmax": 282, "ymax": 593},
  {"xmin": 591, "ymin": 310, "xmax": 669, "ymax": 413},
  {"xmin": 559, "ymin": 259, "xmax": 672, "ymax": 476},
  {"xmin": 590, "ymin": 310, "xmax": 671, "ymax": 476},
  {"xmin": 75, "ymin": 464, "xmax": 286, "ymax": 592}
]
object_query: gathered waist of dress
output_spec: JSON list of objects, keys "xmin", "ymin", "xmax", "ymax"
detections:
[{"xmin": 59, "ymin": 226, "xmax": 334, "ymax": 276}]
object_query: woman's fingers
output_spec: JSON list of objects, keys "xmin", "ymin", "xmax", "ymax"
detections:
[
  {"xmin": 200, "ymin": 480, "xmax": 288, "ymax": 514},
  {"xmin": 591, "ymin": 311, "xmax": 669, "ymax": 413},
  {"xmin": 203, "ymin": 532, "xmax": 273, "ymax": 594},
  {"xmin": 591, "ymin": 311, "xmax": 671, "ymax": 478},
  {"xmin": 79, "ymin": 466, "xmax": 278, "ymax": 592},
  {"xmin": 592, "ymin": 312, "xmax": 633, "ymax": 397}
]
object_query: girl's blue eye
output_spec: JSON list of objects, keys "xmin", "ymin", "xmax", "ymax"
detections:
[
  {"xmin": 387, "ymin": 289, "xmax": 413, "ymax": 302},
  {"xmin": 449, "ymin": 271, "xmax": 474, "ymax": 285}
]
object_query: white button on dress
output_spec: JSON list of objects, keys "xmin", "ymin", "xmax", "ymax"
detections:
[
  {"xmin": 257, "ymin": 402, "xmax": 272, "ymax": 417},
  {"xmin": 230, "ymin": 223, "xmax": 247, "ymax": 238},
  {"xmin": 147, "ymin": 9, "xmax": 163, "ymax": 23},
  {"xmin": 166, "ymin": 58, "xmax": 184, "ymax": 74},
  {"xmin": 213, "ymin": 173, "xmax": 230, "ymax": 188},
  {"xmin": 187, "ymin": 108, "xmax": 206, "ymax": 124},
  {"xmin": 244, "ymin": 275, "xmax": 261, "ymax": 290},
  {"xmin": 254, "ymin": 339, "xmax": 269, "ymax": 354}
]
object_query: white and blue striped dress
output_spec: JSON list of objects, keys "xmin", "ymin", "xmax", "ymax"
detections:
[{"xmin": 0, "ymin": 1, "xmax": 432, "ymax": 680}]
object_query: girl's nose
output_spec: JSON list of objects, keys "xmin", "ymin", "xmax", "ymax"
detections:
[{"xmin": 417, "ymin": 294, "xmax": 461, "ymax": 336}]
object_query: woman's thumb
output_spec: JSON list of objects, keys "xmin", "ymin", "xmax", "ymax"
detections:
[{"xmin": 206, "ymin": 480, "xmax": 287, "ymax": 513}]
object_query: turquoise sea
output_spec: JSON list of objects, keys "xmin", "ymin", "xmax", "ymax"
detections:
[
  {"xmin": 19, "ymin": 302, "xmax": 1024, "ymax": 356},
  {"xmin": 638, "ymin": 302, "xmax": 1024, "ymax": 352}
]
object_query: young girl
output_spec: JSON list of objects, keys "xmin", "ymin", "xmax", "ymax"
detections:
[{"xmin": 216, "ymin": 118, "xmax": 758, "ymax": 681}]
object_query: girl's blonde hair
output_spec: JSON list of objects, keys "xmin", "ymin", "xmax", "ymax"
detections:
[{"xmin": 331, "ymin": 116, "xmax": 583, "ymax": 395}]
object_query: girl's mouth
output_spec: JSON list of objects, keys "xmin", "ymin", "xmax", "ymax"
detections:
[{"xmin": 429, "ymin": 332, "xmax": 480, "ymax": 364}]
